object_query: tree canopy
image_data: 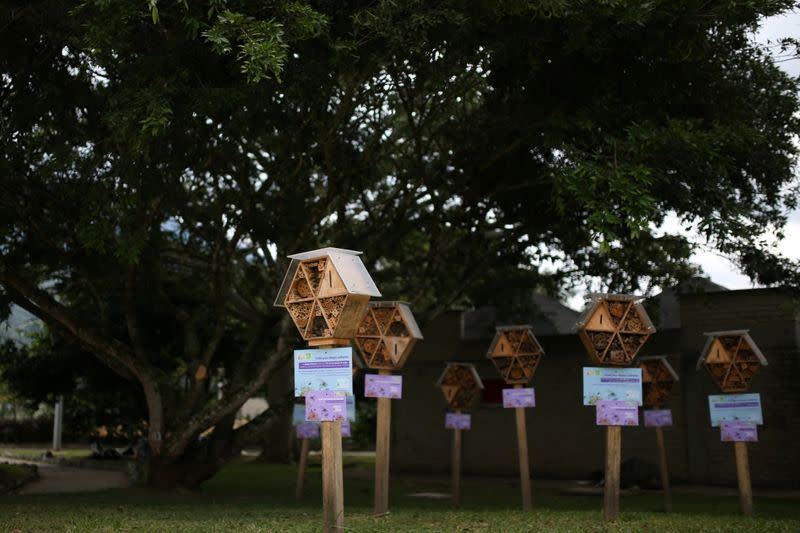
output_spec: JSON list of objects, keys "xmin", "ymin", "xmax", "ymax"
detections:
[{"xmin": 1, "ymin": 0, "xmax": 798, "ymax": 486}]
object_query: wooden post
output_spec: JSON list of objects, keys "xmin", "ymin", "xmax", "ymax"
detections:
[
  {"xmin": 295, "ymin": 437, "xmax": 311, "ymax": 501},
  {"xmin": 312, "ymin": 339, "xmax": 349, "ymax": 533},
  {"xmin": 374, "ymin": 369, "xmax": 392, "ymax": 515},
  {"xmin": 513, "ymin": 384, "xmax": 532, "ymax": 511},
  {"xmin": 604, "ymin": 425, "xmax": 622, "ymax": 521},
  {"xmin": 734, "ymin": 441, "xmax": 753, "ymax": 517},
  {"xmin": 321, "ymin": 419, "xmax": 344, "ymax": 532},
  {"xmin": 654, "ymin": 427, "xmax": 672, "ymax": 512},
  {"xmin": 451, "ymin": 411, "xmax": 462, "ymax": 507}
]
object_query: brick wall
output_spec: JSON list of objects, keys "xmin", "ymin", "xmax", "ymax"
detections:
[{"xmin": 391, "ymin": 289, "xmax": 800, "ymax": 488}]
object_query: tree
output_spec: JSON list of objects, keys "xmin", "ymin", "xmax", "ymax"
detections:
[
  {"xmin": 1, "ymin": 0, "xmax": 798, "ymax": 487},
  {"xmin": 0, "ymin": 334, "xmax": 148, "ymax": 442}
]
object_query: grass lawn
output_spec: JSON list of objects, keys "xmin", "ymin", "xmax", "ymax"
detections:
[{"xmin": 0, "ymin": 457, "xmax": 797, "ymax": 532}]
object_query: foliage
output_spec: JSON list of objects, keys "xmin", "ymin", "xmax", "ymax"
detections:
[
  {"xmin": 1, "ymin": 0, "xmax": 799, "ymax": 487},
  {"xmin": 0, "ymin": 336, "xmax": 147, "ymax": 442}
]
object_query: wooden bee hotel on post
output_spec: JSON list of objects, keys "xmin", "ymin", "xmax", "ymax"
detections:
[
  {"xmin": 436, "ymin": 362, "xmax": 483, "ymax": 506},
  {"xmin": 275, "ymin": 247, "xmax": 381, "ymax": 533},
  {"xmin": 354, "ymin": 301, "xmax": 423, "ymax": 516},
  {"xmin": 486, "ymin": 325, "xmax": 544, "ymax": 512},
  {"xmin": 576, "ymin": 294, "xmax": 655, "ymax": 522},
  {"xmin": 697, "ymin": 330, "xmax": 767, "ymax": 518},
  {"xmin": 639, "ymin": 355, "xmax": 680, "ymax": 512}
]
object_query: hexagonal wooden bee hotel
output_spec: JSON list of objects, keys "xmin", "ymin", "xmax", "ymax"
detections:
[
  {"xmin": 354, "ymin": 301, "xmax": 423, "ymax": 371},
  {"xmin": 576, "ymin": 294, "xmax": 655, "ymax": 365},
  {"xmin": 275, "ymin": 247, "xmax": 381, "ymax": 341},
  {"xmin": 696, "ymin": 330, "xmax": 767, "ymax": 393},
  {"xmin": 486, "ymin": 325, "xmax": 544, "ymax": 385},
  {"xmin": 639, "ymin": 356, "xmax": 679, "ymax": 408},
  {"xmin": 436, "ymin": 363, "xmax": 484, "ymax": 411}
]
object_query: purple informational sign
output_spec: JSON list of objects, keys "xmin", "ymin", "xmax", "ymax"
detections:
[
  {"xmin": 305, "ymin": 390, "xmax": 347, "ymax": 422},
  {"xmin": 296, "ymin": 422, "xmax": 319, "ymax": 439},
  {"xmin": 341, "ymin": 419, "xmax": 351, "ymax": 438},
  {"xmin": 596, "ymin": 400, "xmax": 639, "ymax": 426},
  {"xmin": 721, "ymin": 421, "xmax": 758, "ymax": 442},
  {"xmin": 445, "ymin": 413, "xmax": 471, "ymax": 430},
  {"xmin": 644, "ymin": 409, "xmax": 673, "ymax": 428},
  {"xmin": 502, "ymin": 388, "xmax": 536, "ymax": 408},
  {"xmin": 365, "ymin": 374, "xmax": 403, "ymax": 399}
]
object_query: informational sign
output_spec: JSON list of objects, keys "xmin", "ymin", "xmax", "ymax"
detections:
[
  {"xmin": 595, "ymin": 400, "xmax": 639, "ymax": 426},
  {"xmin": 583, "ymin": 367, "xmax": 642, "ymax": 406},
  {"xmin": 293, "ymin": 347, "xmax": 353, "ymax": 397},
  {"xmin": 644, "ymin": 409, "xmax": 673, "ymax": 428},
  {"xmin": 445, "ymin": 413, "xmax": 471, "ymax": 430},
  {"xmin": 721, "ymin": 421, "xmax": 758, "ymax": 442},
  {"xmin": 296, "ymin": 422, "xmax": 320, "ymax": 439},
  {"xmin": 708, "ymin": 393, "xmax": 763, "ymax": 427},
  {"xmin": 502, "ymin": 388, "xmax": 536, "ymax": 408},
  {"xmin": 305, "ymin": 390, "xmax": 347, "ymax": 422},
  {"xmin": 341, "ymin": 419, "xmax": 351, "ymax": 438},
  {"xmin": 365, "ymin": 374, "xmax": 403, "ymax": 399}
]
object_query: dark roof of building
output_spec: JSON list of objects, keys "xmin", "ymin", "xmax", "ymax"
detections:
[{"xmin": 461, "ymin": 293, "xmax": 580, "ymax": 340}]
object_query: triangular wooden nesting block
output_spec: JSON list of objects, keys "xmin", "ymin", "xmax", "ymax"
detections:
[
  {"xmin": 585, "ymin": 303, "xmax": 616, "ymax": 332},
  {"xmin": 697, "ymin": 330, "xmax": 767, "ymax": 393},
  {"xmin": 317, "ymin": 261, "xmax": 347, "ymax": 298},
  {"xmin": 354, "ymin": 301, "xmax": 423, "ymax": 371},
  {"xmin": 276, "ymin": 247, "xmax": 380, "ymax": 340},
  {"xmin": 490, "ymin": 333, "xmax": 515, "ymax": 357},
  {"xmin": 576, "ymin": 294, "xmax": 655, "ymax": 366},
  {"xmin": 436, "ymin": 362, "xmax": 484, "ymax": 410}
]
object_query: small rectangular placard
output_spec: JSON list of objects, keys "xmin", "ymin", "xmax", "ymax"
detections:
[
  {"xmin": 708, "ymin": 393, "xmax": 763, "ymax": 427},
  {"xmin": 293, "ymin": 347, "xmax": 353, "ymax": 397},
  {"xmin": 502, "ymin": 388, "xmax": 535, "ymax": 408},
  {"xmin": 721, "ymin": 421, "xmax": 758, "ymax": 442},
  {"xmin": 445, "ymin": 413, "xmax": 471, "ymax": 430},
  {"xmin": 292, "ymin": 403, "xmax": 306, "ymax": 426},
  {"xmin": 644, "ymin": 409, "xmax": 673, "ymax": 427},
  {"xmin": 296, "ymin": 422, "xmax": 319, "ymax": 439},
  {"xmin": 305, "ymin": 390, "xmax": 347, "ymax": 422},
  {"xmin": 365, "ymin": 374, "xmax": 402, "ymax": 399},
  {"xmin": 596, "ymin": 400, "xmax": 639, "ymax": 426},
  {"xmin": 341, "ymin": 419, "xmax": 351, "ymax": 438},
  {"xmin": 346, "ymin": 394, "xmax": 356, "ymax": 422},
  {"xmin": 583, "ymin": 367, "xmax": 642, "ymax": 406}
]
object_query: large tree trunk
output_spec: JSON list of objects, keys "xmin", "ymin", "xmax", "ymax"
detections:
[{"xmin": 258, "ymin": 362, "xmax": 294, "ymax": 463}]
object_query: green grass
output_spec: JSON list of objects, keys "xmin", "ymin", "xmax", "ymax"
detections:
[{"xmin": 0, "ymin": 458, "xmax": 797, "ymax": 532}]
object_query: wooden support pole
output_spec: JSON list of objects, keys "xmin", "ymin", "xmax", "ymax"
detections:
[
  {"xmin": 295, "ymin": 437, "xmax": 311, "ymax": 501},
  {"xmin": 321, "ymin": 419, "xmax": 344, "ymax": 532},
  {"xmin": 654, "ymin": 427, "xmax": 672, "ymax": 512},
  {"xmin": 514, "ymin": 384, "xmax": 532, "ymax": 511},
  {"xmin": 451, "ymin": 416, "xmax": 462, "ymax": 507},
  {"xmin": 734, "ymin": 441, "xmax": 753, "ymax": 517},
  {"xmin": 604, "ymin": 425, "xmax": 622, "ymax": 521},
  {"xmin": 374, "ymin": 369, "xmax": 392, "ymax": 515}
]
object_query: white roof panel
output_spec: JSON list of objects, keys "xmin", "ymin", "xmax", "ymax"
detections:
[{"xmin": 274, "ymin": 247, "xmax": 381, "ymax": 308}]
